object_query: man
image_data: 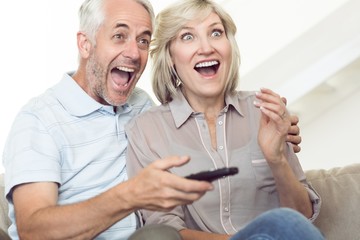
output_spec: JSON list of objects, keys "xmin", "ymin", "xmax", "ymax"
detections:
[
  {"xmin": 3, "ymin": 0, "xmax": 212, "ymax": 239},
  {"xmin": 2, "ymin": 0, "xmax": 301, "ymax": 239}
]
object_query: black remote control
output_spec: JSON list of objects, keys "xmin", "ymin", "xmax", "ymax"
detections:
[{"xmin": 185, "ymin": 167, "xmax": 239, "ymax": 182}]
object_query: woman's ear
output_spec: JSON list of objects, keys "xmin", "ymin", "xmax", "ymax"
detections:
[{"xmin": 77, "ymin": 31, "xmax": 92, "ymax": 58}]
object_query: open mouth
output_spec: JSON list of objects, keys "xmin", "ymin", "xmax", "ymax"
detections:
[
  {"xmin": 194, "ymin": 60, "xmax": 220, "ymax": 76},
  {"xmin": 110, "ymin": 66, "xmax": 135, "ymax": 87}
]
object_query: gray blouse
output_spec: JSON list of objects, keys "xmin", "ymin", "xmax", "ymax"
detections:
[{"xmin": 125, "ymin": 90, "xmax": 321, "ymax": 235}]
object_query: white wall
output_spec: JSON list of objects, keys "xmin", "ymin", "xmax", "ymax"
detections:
[
  {"xmin": 0, "ymin": 1, "xmax": 80, "ymax": 173},
  {"xmin": 297, "ymin": 86, "xmax": 360, "ymax": 170}
]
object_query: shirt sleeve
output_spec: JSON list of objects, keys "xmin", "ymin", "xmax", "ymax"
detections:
[
  {"xmin": 3, "ymin": 109, "xmax": 61, "ymax": 201},
  {"xmin": 285, "ymin": 143, "xmax": 322, "ymax": 221},
  {"xmin": 304, "ymin": 182, "xmax": 321, "ymax": 222}
]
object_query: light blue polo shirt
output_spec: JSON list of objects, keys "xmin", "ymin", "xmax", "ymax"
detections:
[{"xmin": 3, "ymin": 73, "xmax": 153, "ymax": 239}]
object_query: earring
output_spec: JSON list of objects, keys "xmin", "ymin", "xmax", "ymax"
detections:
[
  {"xmin": 176, "ymin": 78, "xmax": 182, "ymax": 87},
  {"xmin": 171, "ymin": 65, "xmax": 182, "ymax": 88}
]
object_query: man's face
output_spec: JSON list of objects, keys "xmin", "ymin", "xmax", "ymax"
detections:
[{"xmin": 85, "ymin": 0, "xmax": 152, "ymax": 106}]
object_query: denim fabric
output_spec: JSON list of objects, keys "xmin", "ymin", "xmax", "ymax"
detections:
[{"xmin": 230, "ymin": 208, "xmax": 324, "ymax": 240}]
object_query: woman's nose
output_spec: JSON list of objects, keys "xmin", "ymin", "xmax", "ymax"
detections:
[{"xmin": 197, "ymin": 37, "xmax": 215, "ymax": 55}]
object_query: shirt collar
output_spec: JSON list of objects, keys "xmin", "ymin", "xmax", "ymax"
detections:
[
  {"xmin": 52, "ymin": 73, "xmax": 117, "ymax": 116},
  {"xmin": 169, "ymin": 90, "xmax": 244, "ymax": 128},
  {"xmin": 169, "ymin": 90, "xmax": 194, "ymax": 128},
  {"xmin": 225, "ymin": 92, "xmax": 244, "ymax": 117}
]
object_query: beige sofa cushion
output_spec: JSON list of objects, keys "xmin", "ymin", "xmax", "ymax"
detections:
[
  {"xmin": 305, "ymin": 163, "xmax": 360, "ymax": 240},
  {"xmin": 0, "ymin": 173, "xmax": 11, "ymax": 234}
]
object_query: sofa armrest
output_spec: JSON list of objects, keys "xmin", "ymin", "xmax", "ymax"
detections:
[{"xmin": 305, "ymin": 164, "xmax": 360, "ymax": 240}]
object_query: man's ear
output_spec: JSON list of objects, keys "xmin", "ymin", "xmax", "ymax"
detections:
[{"xmin": 77, "ymin": 31, "xmax": 92, "ymax": 58}]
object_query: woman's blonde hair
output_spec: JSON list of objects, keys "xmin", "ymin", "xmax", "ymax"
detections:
[{"xmin": 151, "ymin": 0, "xmax": 240, "ymax": 104}]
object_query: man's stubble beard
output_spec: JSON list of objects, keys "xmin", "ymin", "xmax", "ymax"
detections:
[{"xmin": 86, "ymin": 52, "xmax": 118, "ymax": 106}]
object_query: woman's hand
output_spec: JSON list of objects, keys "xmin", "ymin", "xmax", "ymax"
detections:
[{"xmin": 254, "ymin": 88, "xmax": 291, "ymax": 164}]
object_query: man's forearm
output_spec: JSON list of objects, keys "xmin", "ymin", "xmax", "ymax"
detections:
[{"xmin": 14, "ymin": 182, "xmax": 136, "ymax": 240}]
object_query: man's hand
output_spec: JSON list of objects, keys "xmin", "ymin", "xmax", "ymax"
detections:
[
  {"xmin": 288, "ymin": 115, "xmax": 302, "ymax": 153},
  {"xmin": 282, "ymin": 97, "xmax": 302, "ymax": 153},
  {"xmin": 125, "ymin": 156, "xmax": 213, "ymax": 212}
]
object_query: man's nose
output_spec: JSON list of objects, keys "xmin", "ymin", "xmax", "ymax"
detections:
[{"xmin": 123, "ymin": 39, "xmax": 141, "ymax": 60}]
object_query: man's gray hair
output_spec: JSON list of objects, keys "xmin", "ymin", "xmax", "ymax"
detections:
[{"xmin": 78, "ymin": 0, "xmax": 155, "ymax": 44}]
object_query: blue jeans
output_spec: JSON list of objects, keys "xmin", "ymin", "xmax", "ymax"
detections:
[{"xmin": 230, "ymin": 208, "xmax": 324, "ymax": 240}]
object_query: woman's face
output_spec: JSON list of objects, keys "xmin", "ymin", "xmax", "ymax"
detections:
[{"xmin": 169, "ymin": 12, "xmax": 232, "ymax": 103}]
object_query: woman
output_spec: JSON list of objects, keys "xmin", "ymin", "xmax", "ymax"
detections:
[{"xmin": 125, "ymin": 0, "xmax": 323, "ymax": 239}]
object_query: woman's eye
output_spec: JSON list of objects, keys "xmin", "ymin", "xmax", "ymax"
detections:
[
  {"xmin": 181, "ymin": 33, "xmax": 193, "ymax": 41},
  {"xmin": 212, "ymin": 29, "xmax": 223, "ymax": 37}
]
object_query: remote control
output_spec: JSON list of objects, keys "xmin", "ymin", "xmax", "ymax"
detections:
[{"xmin": 185, "ymin": 167, "xmax": 239, "ymax": 182}]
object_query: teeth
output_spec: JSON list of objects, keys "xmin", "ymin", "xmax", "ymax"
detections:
[
  {"xmin": 117, "ymin": 66, "xmax": 135, "ymax": 72},
  {"xmin": 195, "ymin": 61, "xmax": 218, "ymax": 68}
]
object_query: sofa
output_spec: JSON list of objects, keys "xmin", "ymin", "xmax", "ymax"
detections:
[
  {"xmin": 0, "ymin": 173, "xmax": 11, "ymax": 240},
  {"xmin": 1, "ymin": 163, "xmax": 360, "ymax": 240}
]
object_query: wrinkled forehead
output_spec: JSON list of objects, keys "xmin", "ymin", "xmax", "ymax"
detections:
[{"xmin": 103, "ymin": 0, "xmax": 152, "ymax": 31}]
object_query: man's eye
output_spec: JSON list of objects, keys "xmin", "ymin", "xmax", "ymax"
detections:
[
  {"xmin": 114, "ymin": 34, "xmax": 125, "ymax": 40},
  {"xmin": 138, "ymin": 38, "xmax": 150, "ymax": 49},
  {"xmin": 181, "ymin": 33, "xmax": 193, "ymax": 41},
  {"xmin": 139, "ymin": 38, "xmax": 150, "ymax": 46}
]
